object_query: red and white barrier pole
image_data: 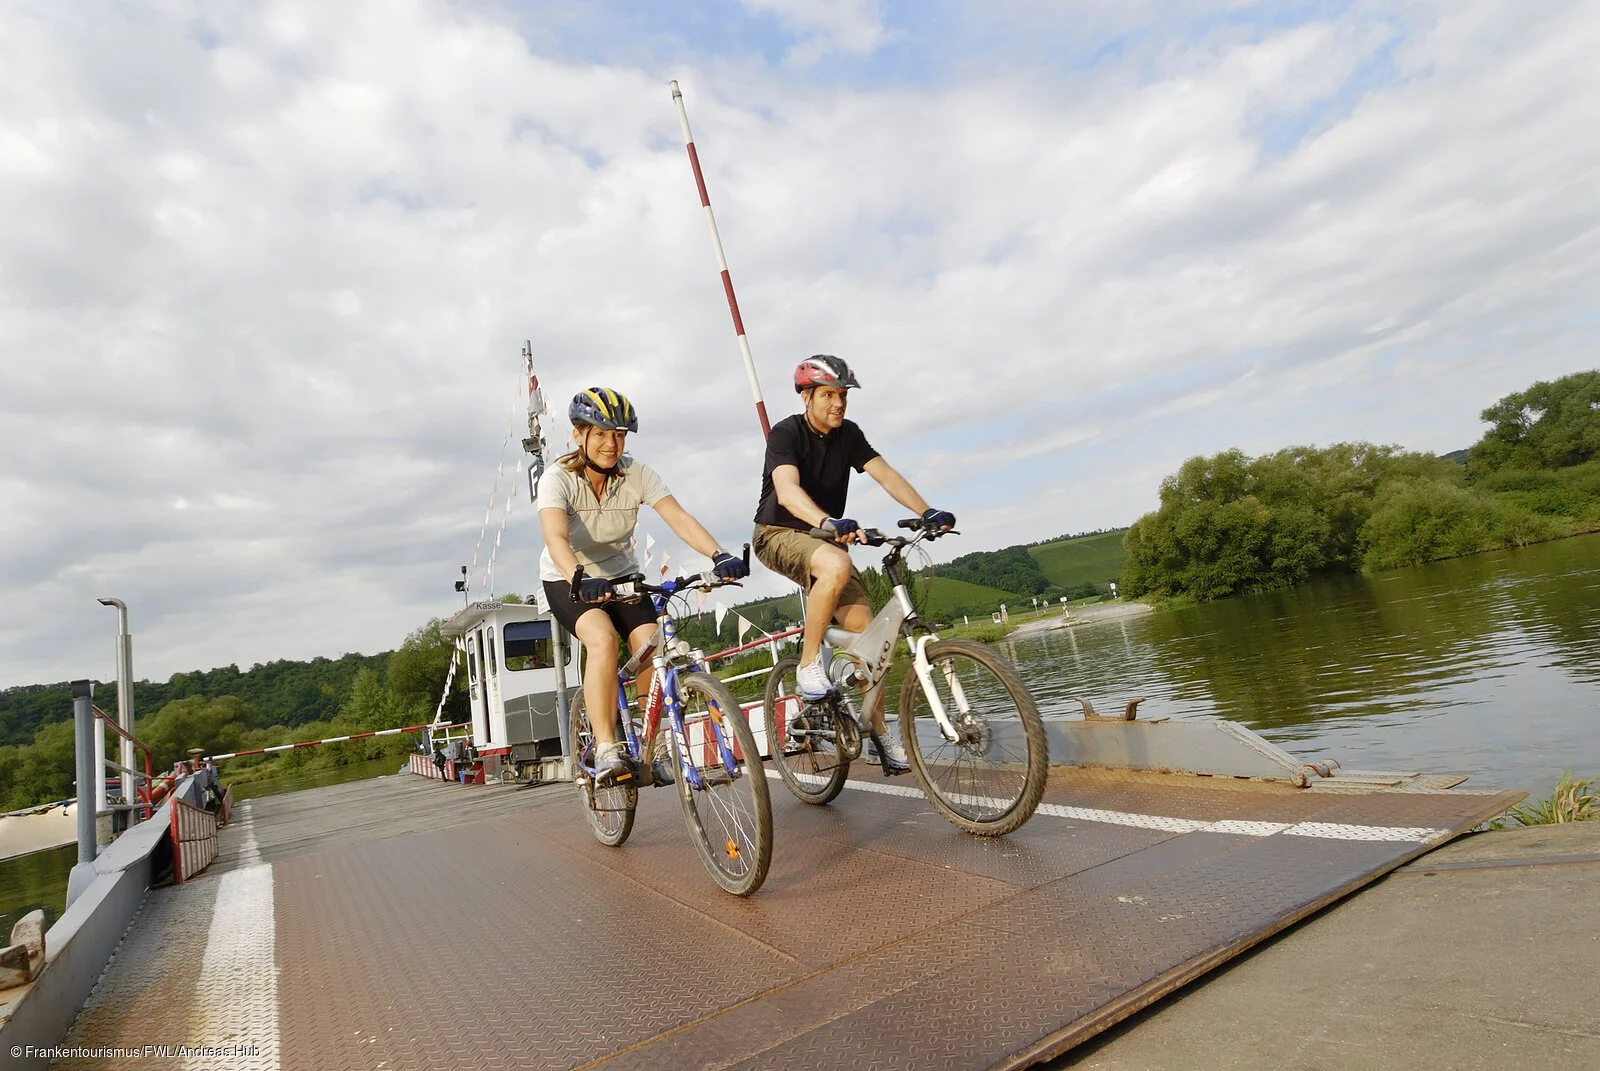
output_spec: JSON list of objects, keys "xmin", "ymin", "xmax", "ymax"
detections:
[
  {"xmin": 670, "ymin": 80, "xmax": 771, "ymax": 438},
  {"xmin": 208, "ymin": 722, "xmax": 435, "ymax": 762}
]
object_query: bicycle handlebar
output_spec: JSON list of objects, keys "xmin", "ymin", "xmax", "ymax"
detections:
[
  {"xmin": 808, "ymin": 519, "xmax": 959, "ymax": 547},
  {"xmin": 571, "ymin": 544, "xmax": 749, "ymax": 604}
]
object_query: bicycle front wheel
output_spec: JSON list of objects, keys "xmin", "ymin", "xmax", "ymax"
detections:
[
  {"xmin": 569, "ymin": 692, "xmax": 637, "ymax": 847},
  {"xmin": 672, "ymin": 672, "xmax": 773, "ymax": 896},
  {"xmin": 765, "ymin": 656, "xmax": 850, "ymax": 805},
  {"xmin": 898, "ymin": 638, "xmax": 1048, "ymax": 836}
]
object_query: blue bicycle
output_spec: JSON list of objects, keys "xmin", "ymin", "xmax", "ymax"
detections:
[{"xmin": 567, "ymin": 559, "xmax": 773, "ymax": 896}]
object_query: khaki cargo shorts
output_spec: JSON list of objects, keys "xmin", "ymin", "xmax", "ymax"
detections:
[{"xmin": 752, "ymin": 524, "xmax": 870, "ymax": 609}]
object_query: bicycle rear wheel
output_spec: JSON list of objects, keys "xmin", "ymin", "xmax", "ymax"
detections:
[
  {"xmin": 672, "ymin": 672, "xmax": 773, "ymax": 896},
  {"xmin": 569, "ymin": 692, "xmax": 637, "ymax": 847},
  {"xmin": 765, "ymin": 655, "xmax": 850, "ymax": 805},
  {"xmin": 898, "ymin": 638, "xmax": 1048, "ymax": 836}
]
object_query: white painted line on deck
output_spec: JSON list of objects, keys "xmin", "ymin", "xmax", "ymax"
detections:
[
  {"xmin": 768, "ymin": 769, "xmax": 1449, "ymax": 843},
  {"xmin": 181, "ymin": 800, "xmax": 280, "ymax": 1070}
]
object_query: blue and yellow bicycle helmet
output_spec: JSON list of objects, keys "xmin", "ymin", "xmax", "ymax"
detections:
[{"xmin": 569, "ymin": 387, "xmax": 639, "ymax": 433}]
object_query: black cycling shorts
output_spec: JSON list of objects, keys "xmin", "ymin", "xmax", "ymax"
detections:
[{"xmin": 542, "ymin": 579, "xmax": 659, "ymax": 641}]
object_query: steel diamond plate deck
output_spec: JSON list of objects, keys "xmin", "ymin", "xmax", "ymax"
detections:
[{"xmin": 56, "ymin": 768, "xmax": 1520, "ymax": 1070}]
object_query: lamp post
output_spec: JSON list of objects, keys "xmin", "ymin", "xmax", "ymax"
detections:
[{"xmin": 97, "ymin": 598, "xmax": 137, "ymax": 826}]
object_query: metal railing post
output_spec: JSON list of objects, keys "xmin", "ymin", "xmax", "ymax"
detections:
[
  {"xmin": 95, "ymin": 719, "xmax": 107, "ymax": 820},
  {"xmin": 67, "ymin": 680, "xmax": 99, "ymax": 908},
  {"xmin": 551, "ymin": 618, "xmax": 571, "ymax": 765},
  {"xmin": 99, "ymin": 597, "xmax": 137, "ymax": 825}
]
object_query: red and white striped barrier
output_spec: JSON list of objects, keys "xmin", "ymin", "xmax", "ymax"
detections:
[
  {"xmin": 208, "ymin": 722, "xmax": 434, "ymax": 762},
  {"xmin": 671, "ymin": 80, "xmax": 770, "ymax": 438},
  {"xmin": 170, "ymin": 794, "xmax": 219, "ymax": 883},
  {"xmin": 407, "ymin": 752, "xmax": 484, "ymax": 784}
]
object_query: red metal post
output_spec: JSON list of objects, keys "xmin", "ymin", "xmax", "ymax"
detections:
[{"xmin": 670, "ymin": 80, "xmax": 771, "ymax": 439}]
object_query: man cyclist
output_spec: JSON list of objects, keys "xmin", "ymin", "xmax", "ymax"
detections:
[
  {"xmin": 540, "ymin": 387, "xmax": 749, "ymax": 783},
  {"xmin": 751, "ymin": 355, "xmax": 955, "ymax": 774}
]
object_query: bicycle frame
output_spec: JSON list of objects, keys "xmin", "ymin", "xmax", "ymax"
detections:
[
  {"xmin": 820, "ymin": 536, "xmax": 968, "ymax": 744},
  {"xmin": 588, "ymin": 589, "xmax": 742, "ymax": 791}
]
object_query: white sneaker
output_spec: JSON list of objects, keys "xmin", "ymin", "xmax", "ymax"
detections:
[
  {"xmin": 795, "ymin": 659, "xmax": 834, "ymax": 701},
  {"xmin": 591, "ymin": 741, "xmax": 630, "ymax": 783},
  {"xmin": 867, "ymin": 735, "xmax": 910, "ymax": 775}
]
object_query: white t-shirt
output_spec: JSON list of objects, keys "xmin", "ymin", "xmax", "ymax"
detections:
[{"xmin": 537, "ymin": 458, "xmax": 672, "ymax": 582}]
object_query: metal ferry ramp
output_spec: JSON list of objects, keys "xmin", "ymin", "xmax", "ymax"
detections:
[{"xmin": 50, "ymin": 743, "xmax": 1518, "ymax": 1070}]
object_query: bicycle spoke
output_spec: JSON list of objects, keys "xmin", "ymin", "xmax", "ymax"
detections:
[
  {"xmin": 676, "ymin": 672, "xmax": 773, "ymax": 895},
  {"xmin": 569, "ymin": 692, "xmax": 637, "ymax": 846},
  {"xmin": 765, "ymin": 655, "xmax": 851, "ymax": 805},
  {"xmin": 900, "ymin": 639, "xmax": 1048, "ymax": 836}
]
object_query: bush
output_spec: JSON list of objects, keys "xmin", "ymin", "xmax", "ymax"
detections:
[{"xmin": 1359, "ymin": 479, "xmax": 1563, "ymax": 569}]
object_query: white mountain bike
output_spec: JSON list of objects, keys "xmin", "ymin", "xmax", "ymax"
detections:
[{"xmin": 764, "ymin": 520, "xmax": 1048, "ymax": 836}]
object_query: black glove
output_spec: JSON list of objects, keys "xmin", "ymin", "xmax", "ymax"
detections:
[
  {"xmin": 821, "ymin": 517, "xmax": 859, "ymax": 539},
  {"xmin": 711, "ymin": 550, "xmax": 748, "ymax": 581},
  {"xmin": 921, "ymin": 508, "xmax": 955, "ymax": 531},
  {"xmin": 577, "ymin": 575, "xmax": 614, "ymax": 604}
]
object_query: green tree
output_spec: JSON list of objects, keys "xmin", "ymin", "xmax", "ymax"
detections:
[
  {"xmin": 0, "ymin": 721, "xmax": 75, "ymax": 810},
  {"xmin": 139, "ymin": 695, "xmax": 251, "ymax": 771},
  {"xmin": 341, "ymin": 668, "xmax": 398, "ymax": 732},
  {"xmin": 386, "ymin": 619, "xmax": 466, "ymax": 724},
  {"xmin": 1469, "ymin": 370, "xmax": 1600, "ymax": 474},
  {"xmin": 1122, "ymin": 443, "xmax": 1470, "ymax": 600}
]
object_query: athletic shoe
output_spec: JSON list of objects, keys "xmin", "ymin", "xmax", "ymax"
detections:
[
  {"xmin": 795, "ymin": 659, "xmax": 834, "ymax": 701},
  {"xmin": 592, "ymin": 741, "xmax": 630, "ymax": 783},
  {"xmin": 867, "ymin": 735, "xmax": 911, "ymax": 776}
]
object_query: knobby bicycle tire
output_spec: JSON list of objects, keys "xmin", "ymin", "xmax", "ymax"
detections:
[
  {"xmin": 765, "ymin": 655, "xmax": 851, "ymax": 806},
  {"xmin": 568, "ymin": 692, "xmax": 637, "ymax": 847},
  {"xmin": 897, "ymin": 638, "xmax": 1048, "ymax": 836},
  {"xmin": 672, "ymin": 672, "xmax": 773, "ymax": 896}
]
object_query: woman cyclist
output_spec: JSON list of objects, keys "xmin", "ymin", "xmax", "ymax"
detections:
[{"xmin": 538, "ymin": 387, "xmax": 749, "ymax": 782}]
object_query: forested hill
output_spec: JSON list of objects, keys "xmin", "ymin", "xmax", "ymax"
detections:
[
  {"xmin": 0, "ymin": 653, "xmax": 388, "ymax": 750},
  {"xmin": 1, "ymin": 622, "xmax": 461, "ymax": 811}
]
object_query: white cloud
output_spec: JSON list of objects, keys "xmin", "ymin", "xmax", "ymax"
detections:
[
  {"xmin": 738, "ymin": 0, "xmax": 889, "ymax": 65},
  {"xmin": 1, "ymin": 0, "xmax": 1597, "ymax": 687}
]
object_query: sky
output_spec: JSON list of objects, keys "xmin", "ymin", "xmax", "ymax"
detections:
[{"xmin": 2, "ymin": 0, "xmax": 1597, "ymax": 689}]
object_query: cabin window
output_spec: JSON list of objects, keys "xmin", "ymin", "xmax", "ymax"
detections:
[
  {"xmin": 487, "ymin": 627, "xmax": 499, "ymax": 676},
  {"xmin": 467, "ymin": 635, "xmax": 479, "ymax": 684},
  {"xmin": 503, "ymin": 620, "xmax": 554, "ymax": 671}
]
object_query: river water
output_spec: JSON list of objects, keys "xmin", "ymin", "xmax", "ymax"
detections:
[
  {"xmin": 1004, "ymin": 533, "xmax": 1600, "ymax": 798},
  {"xmin": 5, "ymin": 537, "xmax": 1596, "ymax": 933}
]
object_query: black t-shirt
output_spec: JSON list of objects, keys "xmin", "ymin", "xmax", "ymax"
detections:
[{"xmin": 754, "ymin": 413, "xmax": 880, "ymax": 530}]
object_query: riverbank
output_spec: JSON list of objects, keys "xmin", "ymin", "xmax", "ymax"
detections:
[
  {"xmin": 1008, "ymin": 600, "xmax": 1154, "ymax": 636},
  {"xmin": 0, "ymin": 806, "xmax": 76, "ymax": 864},
  {"xmin": 1058, "ymin": 821, "xmax": 1600, "ymax": 1069}
]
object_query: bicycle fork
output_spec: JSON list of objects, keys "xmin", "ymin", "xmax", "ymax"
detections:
[
  {"xmin": 662, "ymin": 670, "xmax": 744, "ymax": 791},
  {"xmin": 908, "ymin": 635, "xmax": 967, "ymax": 744}
]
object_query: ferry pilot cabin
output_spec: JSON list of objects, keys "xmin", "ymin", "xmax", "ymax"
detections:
[{"xmin": 439, "ymin": 596, "xmax": 580, "ymax": 781}]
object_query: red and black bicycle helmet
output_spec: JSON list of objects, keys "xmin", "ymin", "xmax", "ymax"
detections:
[{"xmin": 792, "ymin": 354, "xmax": 860, "ymax": 394}]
